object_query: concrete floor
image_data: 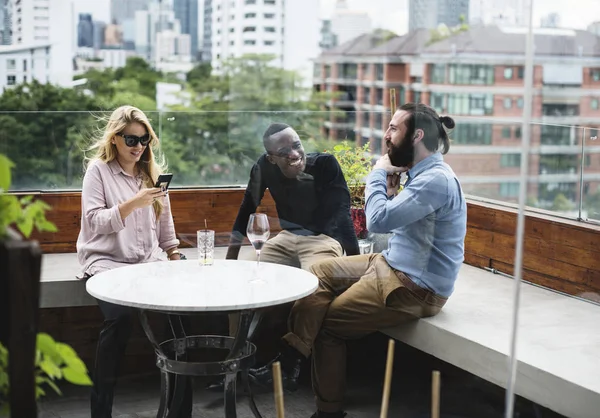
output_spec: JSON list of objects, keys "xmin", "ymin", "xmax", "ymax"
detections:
[{"xmin": 36, "ymin": 335, "xmax": 564, "ymax": 418}]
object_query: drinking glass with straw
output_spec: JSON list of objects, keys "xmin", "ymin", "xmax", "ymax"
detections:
[{"xmin": 197, "ymin": 219, "xmax": 215, "ymax": 266}]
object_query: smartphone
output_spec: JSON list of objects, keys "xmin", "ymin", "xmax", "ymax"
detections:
[{"xmin": 154, "ymin": 173, "xmax": 173, "ymax": 192}]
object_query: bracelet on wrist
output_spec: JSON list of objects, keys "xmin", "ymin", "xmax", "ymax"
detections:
[{"xmin": 167, "ymin": 249, "xmax": 181, "ymax": 260}]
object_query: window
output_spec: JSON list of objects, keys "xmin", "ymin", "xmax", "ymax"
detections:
[
  {"xmin": 539, "ymin": 155, "xmax": 578, "ymax": 175},
  {"xmin": 585, "ymin": 155, "xmax": 591, "ymax": 166},
  {"xmin": 264, "ymin": 13, "xmax": 275, "ymax": 18},
  {"xmin": 376, "ymin": 88, "xmax": 383, "ymax": 105},
  {"xmin": 592, "ymin": 99, "xmax": 599, "ymax": 110},
  {"xmin": 264, "ymin": 0, "xmax": 275, "ymax": 4},
  {"xmin": 592, "ymin": 69, "xmax": 600, "ymax": 82},
  {"xmin": 6, "ymin": 59, "xmax": 16, "ymax": 70},
  {"xmin": 517, "ymin": 98, "xmax": 524, "ymax": 108},
  {"xmin": 245, "ymin": 0, "xmax": 256, "ymax": 3},
  {"xmin": 6, "ymin": 75, "xmax": 16, "ymax": 85},
  {"xmin": 501, "ymin": 154, "xmax": 521, "ymax": 167},
  {"xmin": 504, "ymin": 98, "xmax": 512, "ymax": 109},
  {"xmin": 446, "ymin": 93, "xmax": 494, "ymax": 115},
  {"xmin": 502, "ymin": 127, "xmax": 512, "ymax": 138},
  {"xmin": 430, "ymin": 64, "xmax": 445, "ymax": 83},
  {"xmin": 229, "ymin": 28, "xmax": 235, "ymax": 32},
  {"xmin": 230, "ymin": 40, "xmax": 234, "ymax": 45},
  {"xmin": 363, "ymin": 87, "xmax": 371, "ymax": 104},
  {"xmin": 362, "ymin": 112, "xmax": 370, "ymax": 128},
  {"xmin": 515, "ymin": 127, "xmax": 522, "ymax": 138},
  {"xmin": 243, "ymin": 26, "xmax": 256, "ymax": 32},
  {"xmin": 500, "ymin": 183, "xmax": 520, "ymax": 197},
  {"xmin": 518, "ymin": 66, "xmax": 524, "ymax": 79},
  {"xmin": 339, "ymin": 63, "xmax": 357, "ymax": 78},
  {"xmin": 264, "ymin": 27, "xmax": 276, "ymax": 33},
  {"xmin": 450, "ymin": 123, "xmax": 492, "ymax": 145},
  {"xmin": 23, "ymin": 75, "xmax": 27, "ymax": 82},
  {"xmin": 244, "ymin": 40, "xmax": 256, "ymax": 45},
  {"xmin": 264, "ymin": 40, "xmax": 274, "ymax": 46},
  {"xmin": 244, "ymin": 12, "xmax": 256, "ymax": 18},
  {"xmin": 375, "ymin": 64, "xmax": 384, "ymax": 80},
  {"xmin": 431, "ymin": 93, "xmax": 445, "ymax": 112},
  {"xmin": 23, "ymin": 59, "xmax": 27, "ymax": 71},
  {"xmin": 448, "ymin": 64, "xmax": 494, "ymax": 85},
  {"xmin": 541, "ymin": 125, "xmax": 571, "ymax": 145},
  {"xmin": 504, "ymin": 67, "xmax": 513, "ymax": 79}
]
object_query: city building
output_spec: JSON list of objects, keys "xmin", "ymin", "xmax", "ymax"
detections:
[
  {"xmin": 409, "ymin": 0, "xmax": 470, "ymax": 31},
  {"xmin": 319, "ymin": 19, "xmax": 337, "ymax": 51},
  {"xmin": 174, "ymin": 0, "xmax": 199, "ymax": 59},
  {"xmin": 104, "ymin": 23, "xmax": 123, "ymax": 47},
  {"xmin": 135, "ymin": 0, "xmax": 183, "ymax": 62},
  {"xmin": 110, "ymin": 0, "xmax": 151, "ymax": 25},
  {"xmin": 200, "ymin": 0, "xmax": 213, "ymax": 62},
  {"xmin": 77, "ymin": 13, "xmax": 94, "ymax": 48},
  {"xmin": 204, "ymin": 0, "xmax": 320, "ymax": 80},
  {"xmin": 330, "ymin": 0, "xmax": 372, "ymax": 46},
  {"xmin": 9, "ymin": 0, "xmax": 73, "ymax": 86},
  {"xmin": 541, "ymin": 13, "xmax": 561, "ymax": 29},
  {"xmin": 588, "ymin": 21, "xmax": 600, "ymax": 37},
  {"xmin": 0, "ymin": 0, "xmax": 11, "ymax": 45},
  {"xmin": 93, "ymin": 20, "xmax": 106, "ymax": 49},
  {"xmin": 0, "ymin": 43, "xmax": 52, "ymax": 92},
  {"xmin": 313, "ymin": 26, "xmax": 600, "ymax": 209},
  {"xmin": 155, "ymin": 28, "xmax": 193, "ymax": 72}
]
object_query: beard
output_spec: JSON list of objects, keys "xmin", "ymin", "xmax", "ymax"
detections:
[{"xmin": 387, "ymin": 134, "xmax": 414, "ymax": 167}]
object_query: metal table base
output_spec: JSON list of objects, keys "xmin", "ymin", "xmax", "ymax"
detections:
[{"xmin": 139, "ymin": 309, "xmax": 263, "ymax": 418}]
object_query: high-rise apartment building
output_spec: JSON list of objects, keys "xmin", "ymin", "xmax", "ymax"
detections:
[
  {"xmin": 9, "ymin": 0, "xmax": 73, "ymax": 85},
  {"xmin": 313, "ymin": 26, "xmax": 600, "ymax": 209},
  {"xmin": 77, "ymin": 13, "xmax": 94, "ymax": 48},
  {"xmin": 205, "ymin": 0, "xmax": 319, "ymax": 79},
  {"xmin": 409, "ymin": 0, "xmax": 469, "ymax": 31},
  {"xmin": 201, "ymin": 0, "xmax": 213, "ymax": 61},
  {"xmin": 110, "ymin": 0, "xmax": 151, "ymax": 24},
  {"xmin": 0, "ymin": 0, "xmax": 11, "ymax": 45},
  {"xmin": 93, "ymin": 21, "xmax": 107, "ymax": 49},
  {"xmin": 174, "ymin": 0, "xmax": 199, "ymax": 59},
  {"xmin": 330, "ymin": 0, "xmax": 372, "ymax": 46}
]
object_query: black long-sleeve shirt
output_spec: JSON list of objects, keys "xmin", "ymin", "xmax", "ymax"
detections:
[{"xmin": 231, "ymin": 152, "xmax": 360, "ymax": 256}]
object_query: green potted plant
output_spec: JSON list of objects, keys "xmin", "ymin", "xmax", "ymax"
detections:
[
  {"xmin": 327, "ymin": 142, "xmax": 372, "ymax": 240},
  {"xmin": 0, "ymin": 154, "xmax": 92, "ymax": 416}
]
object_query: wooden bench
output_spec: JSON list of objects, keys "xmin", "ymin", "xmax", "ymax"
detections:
[{"xmin": 41, "ymin": 251, "xmax": 600, "ymax": 418}]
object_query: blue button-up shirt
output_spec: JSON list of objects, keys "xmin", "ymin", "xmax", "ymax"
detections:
[{"xmin": 365, "ymin": 153, "xmax": 467, "ymax": 297}]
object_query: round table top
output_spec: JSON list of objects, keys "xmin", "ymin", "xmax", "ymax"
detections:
[{"xmin": 85, "ymin": 260, "xmax": 319, "ymax": 312}]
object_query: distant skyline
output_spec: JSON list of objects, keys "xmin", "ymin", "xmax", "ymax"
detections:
[{"xmin": 73, "ymin": 0, "xmax": 600, "ymax": 37}]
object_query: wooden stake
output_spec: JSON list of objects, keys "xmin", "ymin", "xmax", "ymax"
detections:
[
  {"xmin": 273, "ymin": 361, "xmax": 285, "ymax": 418},
  {"xmin": 431, "ymin": 370, "xmax": 441, "ymax": 418},
  {"xmin": 380, "ymin": 339, "xmax": 395, "ymax": 418}
]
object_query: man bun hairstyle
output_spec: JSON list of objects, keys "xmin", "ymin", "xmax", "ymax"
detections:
[{"xmin": 399, "ymin": 103, "xmax": 454, "ymax": 155}]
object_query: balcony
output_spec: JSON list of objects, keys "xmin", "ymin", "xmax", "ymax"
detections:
[{"xmin": 2, "ymin": 111, "xmax": 599, "ymax": 418}]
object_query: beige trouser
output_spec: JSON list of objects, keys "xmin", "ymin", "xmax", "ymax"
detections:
[
  {"xmin": 229, "ymin": 230, "xmax": 344, "ymax": 335},
  {"xmin": 282, "ymin": 253, "xmax": 448, "ymax": 413}
]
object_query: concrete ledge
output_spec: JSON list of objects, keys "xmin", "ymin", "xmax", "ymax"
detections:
[
  {"xmin": 383, "ymin": 264, "xmax": 600, "ymax": 418},
  {"xmin": 41, "ymin": 251, "xmax": 600, "ymax": 417},
  {"xmin": 40, "ymin": 247, "xmax": 255, "ymax": 308}
]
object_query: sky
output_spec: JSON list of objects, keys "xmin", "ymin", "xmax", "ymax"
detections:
[{"xmin": 73, "ymin": 0, "xmax": 600, "ymax": 36}]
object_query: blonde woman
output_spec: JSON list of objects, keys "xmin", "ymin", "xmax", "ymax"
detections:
[{"xmin": 76, "ymin": 106, "xmax": 190, "ymax": 417}]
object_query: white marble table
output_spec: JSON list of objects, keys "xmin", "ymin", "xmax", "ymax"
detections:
[{"xmin": 86, "ymin": 259, "xmax": 319, "ymax": 418}]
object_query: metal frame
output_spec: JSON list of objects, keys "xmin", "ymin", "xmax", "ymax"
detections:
[{"xmin": 139, "ymin": 309, "xmax": 263, "ymax": 418}]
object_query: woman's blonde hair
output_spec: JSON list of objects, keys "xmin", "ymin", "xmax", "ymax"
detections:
[{"xmin": 86, "ymin": 105, "xmax": 167, "ymax": 218}]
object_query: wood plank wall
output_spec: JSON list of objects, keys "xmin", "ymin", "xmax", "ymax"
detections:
[{"xmin": 28, "ymin": 189, "xmax": 600, "ymax": 300}]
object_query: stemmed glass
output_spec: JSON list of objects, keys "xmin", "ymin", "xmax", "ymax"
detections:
[{"xmin": 247, "ymin": 213, "xmax": 270, "ymax": 268}]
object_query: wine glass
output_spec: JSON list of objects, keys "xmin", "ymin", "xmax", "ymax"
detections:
[{"xmin": 247, "ymin": 213, "xmax": 270, "ymax": 268}]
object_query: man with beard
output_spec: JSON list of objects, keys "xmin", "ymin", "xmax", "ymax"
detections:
[
  {"xmin": 250, "ymin": 103, "xmax": 467, "ymax": 418},
  {"xmin": 208, "ymin": 122, "xmax": 360, "ymax": 391}
]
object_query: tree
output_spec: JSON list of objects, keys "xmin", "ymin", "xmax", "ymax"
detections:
[
  {"xmin": 551, "ymin": 193, "xmax": 575, "ymax": 212},
  {"xmin": 160, "ymin": 54, "xmax": 339, "ymax": 185},
  {"xmin": 0, "ymin": 81, "xmax": 102, "ymax": 190}
]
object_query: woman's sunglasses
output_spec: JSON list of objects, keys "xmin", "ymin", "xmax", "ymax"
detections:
[{"xmin": 119, "ymin": 133, "xmax": 151, "ymax": 147}]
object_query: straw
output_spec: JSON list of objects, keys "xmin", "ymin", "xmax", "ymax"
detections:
[
  {"xmin": 380, "ymin": 339, "xmax": 395, "ymax": 418},
  {"xmin": 204, "ymin": 219, "xmax": 207, "ymax": 229},
  {"xmin": 272, "ymin": 361, "xmax": 285, "ymax": 418},
  {"xmin": 389, "ymin": 88, "xmax": 397, "ymax": 116},
  {"xmin": 431, "ymin": 371, "xmax": 441, "ymax": 418}
]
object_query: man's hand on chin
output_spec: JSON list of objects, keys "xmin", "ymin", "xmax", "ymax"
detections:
[{"xmin": 373, "ymin": 154, "xmax": 408, "ymax": 175}]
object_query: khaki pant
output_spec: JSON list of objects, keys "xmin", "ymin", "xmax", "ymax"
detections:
[
  {"xmin": 282, "ymin": 253, "xmax": 448, "ymax": 413},
  {"xmin": 229, "ymin": 230, "xmax": 344, "ymax": 335}
]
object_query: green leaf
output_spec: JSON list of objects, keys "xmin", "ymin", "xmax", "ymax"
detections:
[
  {"xmin": 40, "ymin": 358, "xmax": 62, "ymax": 380},
  {"xmin": 36, "ymin": 376, "xmax": 62, "ymax": 396},
  {"xmin": 56, "ymin": 343, "xmax": 87, "ymax": 372},
  {"xmin": 17, "ymin": 216, "xmax": 34, "ymax": 238},
  {"xmin": 35, "ymin": 385, "xmax": 46, "ymax": 399},
  {"xmin": 62, "ymin": 366, "xmax": 92, "ymax": 386},
  {"xmin": 36, "ymin": 333, "xmax": 60, "ymax": 364},
  {"xmin": 0, "ymin": 154, "xmax": 14, "ymax": 191}
]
